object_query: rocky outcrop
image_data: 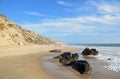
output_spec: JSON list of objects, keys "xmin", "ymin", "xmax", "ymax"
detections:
[
  {"xmin": 57, "ymin": 52, "xmax": 79, "ymax": 65},
  {"xmin": 72, "ymin": 60, "xmax": 91, "ymax": 74},
  {"xmin": 82, "ymin": 48, "xmax": 99, "ymax": 55},
  {"xmin": 55, "ymin": 52, "xmax": 91, "ymax": 74},
  {"xmin": 0, "ymin": 14, "xmax": 57, "ymax": 46}
]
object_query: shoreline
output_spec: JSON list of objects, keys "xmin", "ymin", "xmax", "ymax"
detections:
[
  {"xmin": 41, "ymin": 47, "xmax": 120, "ymax": 79},
  {"xmin": 0, "ymin": 45, "xmax": 120, "ymax": 79},
  {"xmin": 0, "ymin": 45, "xmax": 79, "ymax": 79},
  {"xmin": 42, "ymin": 53, "xmax": 120, "ymax": 79}
]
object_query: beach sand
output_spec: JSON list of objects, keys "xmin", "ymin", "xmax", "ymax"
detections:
[
  {"xmin": 42, "ymin": 50, "xmax": 120, "ymax": 79},
  {"xmin": 0, "ymin": 45, "xmax": 120, "ymax": 79},
  {"xmin": 0, "ymin": 45, "xmax": 78, "ymax": 79}
]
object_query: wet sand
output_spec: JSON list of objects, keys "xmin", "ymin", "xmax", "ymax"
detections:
[
  {"xmin": 42, "ymin": 56, "xmax": 89, "ymax": 79},
  {"xmin": 0, "ymin": 45, "xmax": 120, "ymax": 79},
  {"xmin": 86, "ymin": 57, "xmax": 120, "ymax": 79},
  {"xmin": 42, "ymin": 52, "xmax": 120, "ymax": 79}
]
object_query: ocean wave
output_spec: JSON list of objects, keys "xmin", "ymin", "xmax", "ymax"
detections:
[
  {"xmin": 67, "ymin": 44, "xmax": 120, "ymax": 72},
  {"xmin": 97, "ymin": 53, "xmax": 120, "ymax": 72}
]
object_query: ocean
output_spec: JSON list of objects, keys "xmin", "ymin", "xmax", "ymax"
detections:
[{"xmin": 66, "ymin": 44, "xmax": 120, "ymax": 73}]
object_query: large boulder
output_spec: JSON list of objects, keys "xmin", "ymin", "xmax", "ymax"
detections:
[
  {"xmin": 82, "ymin": 48, "xmax": 90, "ymax": 55},
  {"xmin": 54, "ymin": 52, "xmax": 92, "ymax": 74},
  {"xmin": 71, "ymin": 53, "xmax": 79, "ymax": 61},
  {"xmin": 58, "ymin": 52, "xmax": 79, "ymax": 65},
  {"xmin": 72, "ymin": 60, "xmax": 92, "ymax": 74},
  {"xmin": 82, "ymin": 48, "xmax": 98, "ymax": 55},
  {"xmin": 90, "ymin": 49, "xmax": 99, "ymax": 55}
]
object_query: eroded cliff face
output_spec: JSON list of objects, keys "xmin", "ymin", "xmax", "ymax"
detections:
[{"xmin": 0, "ymin": 14, "xmax": 56, "ymax": 46}]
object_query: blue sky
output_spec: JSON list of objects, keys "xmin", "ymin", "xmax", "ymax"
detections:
[{"xmin": 0, "ymin": 0, "xmax": 120, "ymax": 44}]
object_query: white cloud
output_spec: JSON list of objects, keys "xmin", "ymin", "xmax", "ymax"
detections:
[
  {"xmin": 98, "ymin": 4, "xmax": 120, "ymax": 15},
  {"xmin": 21, "ymin": 1, "xmax": 120, "ymax": 37},
  {"xmin": 22, "ymin": 11, "xmax": 48, "ymax": 17},
  {"xmin": 57, "ymin": 0, "xmax": 71, "ymax": 6},
  {"xmin": 89, "ymin": 0, "xmax": 120, "ymax": 15},
  {"xmin": 22, "ymin": 14, "xmax": 120, "ymax": 37},
  {"xmin": 61, "ymin": 0, "xmax": 120, "ymax": 16}
]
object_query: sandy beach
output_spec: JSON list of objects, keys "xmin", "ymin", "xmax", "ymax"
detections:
[
  {"xmin": 0, "ymin": 45, "xmax": 78, "ymax": 79},
  {"xmin": 42, "ymin": 51, "xmax": 120, "ymax": 79},
  {"xmin": 0, "ymin": 45, "xmax": 120, "ymax": 79}
]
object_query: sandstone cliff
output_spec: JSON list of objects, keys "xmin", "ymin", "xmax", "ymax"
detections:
[{"xmin": 0, "ymin": 14, "xmax": 56, "ymax": 46}]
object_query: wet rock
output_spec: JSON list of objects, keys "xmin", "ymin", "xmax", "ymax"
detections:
[
  {"xmin": 72, "ymin": 60, "xmax": 92, "ymax": 74},
  {"xmin": 107, "ymin": 58, "xmax": 111, "ymax": 60},
  {"xmin": 54, "ymin": 52, "xmax": 92, "ymax": 74},
  {"xmin": 59, "ymin": 52, "xmax": 79, "ymax": 65},
  {"xmin": 50, "ymin": 49, "xmax": 62, "ymax": 53},
  {"xmin": 82, "ymin": 48, "xmax": 90, "ymax": 55},
  {"xmin": 82, "ymin": 48, "xmax": 98, "ymax": 55},
  {"xmin": 54, "ymin": 56, "xmax": 59, "ymax": 59},
  {"xmin": 90, "ymin": 49, "xmax": 99, "ymax": 55},
  {"xmin": 71, "ymin": 53, "xmax": 79, "ymax": 61}
]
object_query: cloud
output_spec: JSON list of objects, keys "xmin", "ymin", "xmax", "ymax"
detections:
[
  {"xmin": 21, "ymin": 1, "xmax": 120, "ymax": 38},
  {"xmin": 98, "ymin": 4, "xmax": 119, "ymax": 14},
  {"xmin": 21, "ymin": 14, "xmax": 120, "ymax": 37},
  {"xmin": 88, "ymin": 0, "xmax": 120, "ymax": 15},
  {"xmin": 57, "ymin": 0, "xmax": 70, "ymax": 6},
  {"xmin": 22, "ymin": 11, "xmax": 49, "ymax": 17},
  {"xmin": 19, "ymin": 0, "xmax": 120, "ymax": 43},
  {"xmin": 60, "ymin": 0, "xmax": 120, "ymax": 17}
]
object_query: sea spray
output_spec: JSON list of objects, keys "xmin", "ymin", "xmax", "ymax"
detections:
[{"xmin": 66, "ymin": 44, "xmax": 120, "ymax": 72}]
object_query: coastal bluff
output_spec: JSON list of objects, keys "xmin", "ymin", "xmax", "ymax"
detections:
[{"xmin": 0, "ymin": 14, "xmax": 63, "ymax": 46}]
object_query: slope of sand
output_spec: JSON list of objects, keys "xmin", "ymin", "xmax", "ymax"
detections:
[
  {"xmin": 0, "ymin": 14, "xmax": 57, "ymax": 46},
  {"xmin": 0, "ymin": 45, "xmax": 78, "ymax": 79}
]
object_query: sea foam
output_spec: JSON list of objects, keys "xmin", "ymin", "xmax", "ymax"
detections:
[
  {"xmin": 67, "ymin": 44, "xmax": 120, "ymax": 72},
  {"xmin": 97, "ymin": 48, "xmax": 120, "ymax": 72}
]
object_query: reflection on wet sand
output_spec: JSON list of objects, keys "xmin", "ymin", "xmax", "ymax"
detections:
[
  {"xmin": 42, "ymin": 53, "xmax": 120, "ymax": 79},
  {"xmin": 42, "ymin": 56, "xmax": 90, "ymax": 79}
]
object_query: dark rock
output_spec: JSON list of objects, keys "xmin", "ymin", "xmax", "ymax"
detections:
[
  {"xmin": 59, "ymin": 52, "xmax": 79, "ymax": 65},
  {"xmin": 59, "ymin": 52, "xmax": 72, "ymax": 65},
  {"xmin": 72, "ymin": 60, "xmax": 92, "ymax": 74},
  {"xmin": 71, "ymin": 53, "xmax": 79, "ymax": 61},
  {"xmin": 82, "ymin": 48, "xmax": 98, "ymax": 55},
  {"xmin": 54, "ymin": 52, "xmax": 92, "ymax": 74},
  {"xmin": 50, "ymin": 49, "xmax": 62, "ymax": 53},
  {"xmin": 54, "ymin": 56, "xmax": 59, "ymax": 59},
  {"xmin": 90, "ymin": 49, "xmax": 99, "ymax": 55},
  {"xmin": 82, "ymin": 48, "xmax": 90, "ymax": 55},
  {"xmin": 107, "ymin": 58, "xmax": 111, "ymax": 60}
]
